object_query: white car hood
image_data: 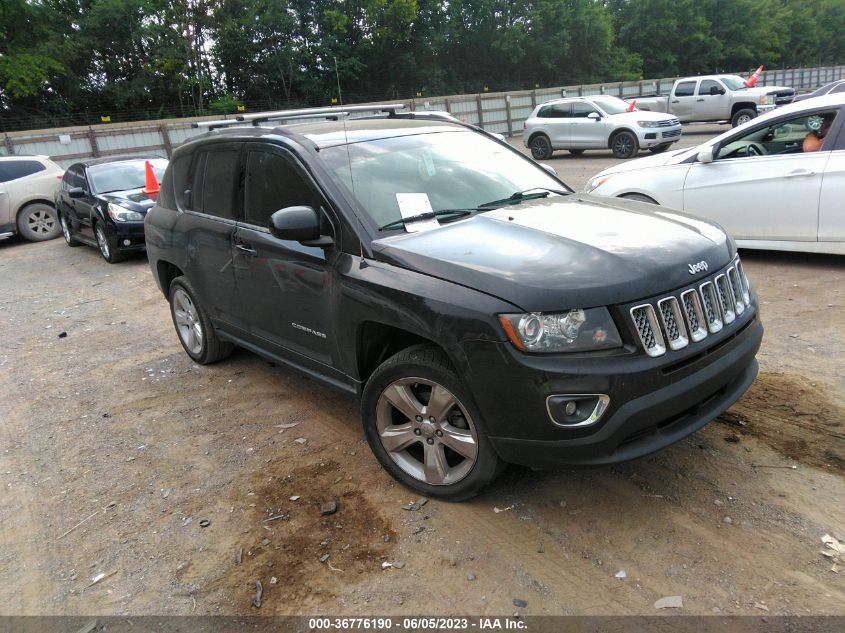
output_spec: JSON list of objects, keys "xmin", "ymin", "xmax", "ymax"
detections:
[
  {"xmin": 594, "ymin": 147, "xmax": 692, "ymax": 178},
  {"xmin": 611, "ymin": 110, "xmax": 677, "ymax": 124}
]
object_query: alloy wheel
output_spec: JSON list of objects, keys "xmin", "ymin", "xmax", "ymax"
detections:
[
  {"xmin": 172, "ymin": 288, "xmax": 204, "ymax": 355},
  {"xmin": 375, "ymin": 378, "xmax": 478, "ymax": 486},
  {"xmin": 26, "ymin": 208, "xmax": 56, "ymax": 237},
  {"xmin": 95, "ymin": 225, "xmax": 110, "ymax": 259}
]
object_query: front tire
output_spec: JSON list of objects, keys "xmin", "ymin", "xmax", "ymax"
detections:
[
  {"xmin": 17, "ymin": 203, "xmax": 60, "ymax": 242},
  {"xmin": 611, "ymin": 131, "xmax": 638, "ymax": 159},
  {"xmin": 168, "ymin": 277, "xmax": 234, "ymax": 364},
  {"xmin": 731, "ymin": 108, "xmax": 756, "ymax": 128},
  {"xmin": 648, "ymin": 143, "xmax": 671, "ymax": 154},
  {"xmin": 361, "ymin": 345, "xmax": 503, "ymax": 500},
  {"xmin": 529, "ymin": 135, "xmax": 553, "ymax": 160},
  {"xmin": 94, "ymin": 221, "xmax": 126, "ymax": 263}
]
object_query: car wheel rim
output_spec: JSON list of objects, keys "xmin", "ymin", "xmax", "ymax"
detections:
[
  {"xmin": 172, "ymin": 288, "xmax": 203, "ymax": 355},
  {"xmin": 532, "ymin": 139, "xmax": 548, "ymax": 159},
  {"xmin": 96, "ymin": 226, "xmax": 110, "ymax": 258},
  {"xmin": 375, "ymin": 378, "xmax": 478, "ymax": 486},
  {"xmin": 27, "ymin": 209, "xmax": 55, "ymax": 235},
  {"xmin": 615, "ymin": 136, "xmax": 632, "ymax": 156},
  {"xmin": 737, "ymin": 114, "xmax": 751, "ymax": 125},
  {"xmin": 61, "ymin": 216, "xmax": 71, "ymax": 242}
]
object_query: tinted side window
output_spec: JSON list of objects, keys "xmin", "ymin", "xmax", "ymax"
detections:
[
  {"xmin": 63, "ymin": 164, "xmax": 82, "ymax": 189},
  {"xmin": 169, "ymin": 153, "xmax": 194, "ymax": 211},
  {"xmin": 832, "ymin": 83, "xmax": 845, "ymax": 94},
  {"xmin": 244, "ymin": 151, "xmax": 319, "ymax": 228},
  {"xmin": 538, "ymin": 104, "xmax": 570, "ymax": 118},
  {"xmin": 572, "ymin": 102, "xmax": 600, "ymax": 118},
  {"xmin": 675, "ymin": 81, "xmax": 696, "ymax": 97},
  {"xmin": 190, "ymin": 150, "xmax": 238, "ymax": 219},
  {"xmin": 0, "ymin": 160, "xmax": 46, "ymax": 184},
  {"xmin": 699, "ymin": 80, "xmax": 722, "ymax": 96},
  {"xmin": 202, "ymin": 150, "xmax": 238, "ymax": 219}
]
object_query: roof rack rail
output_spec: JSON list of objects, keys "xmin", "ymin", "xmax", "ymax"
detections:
[{"xmin": 192, "ymin": 104, "xmax": 406, "ymax": 130}]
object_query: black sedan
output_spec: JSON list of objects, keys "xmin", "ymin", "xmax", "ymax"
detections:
[{"xmin": 56, "ymin": 156, "xmax": 167, "ymax": 263}]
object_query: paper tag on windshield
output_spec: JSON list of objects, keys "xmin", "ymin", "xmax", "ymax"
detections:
[{"xmin": 396, "ymin": 193, "xmax": 440, "ymax": 233}]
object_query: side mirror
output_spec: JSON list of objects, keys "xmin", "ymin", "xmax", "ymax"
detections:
[
  {"xmin": 269, "ymin": 206, "xmax": 333, "ymax": 246},
  {"xmin": 540, "ymin": 164, "xmax": 557, "ymax": 177},
  {"xmin": 709, "ymin": 86, "xmax": 724, "ymax": 96},
  {"xmin": 68, "ymin": 187, "xmax": 85, "ymax": 199},
  {"xmin": 697, "ymin": 147, "xmax": 714, "ymax": 163},
  {"xmin": 587, "ymin": 112, "xmax": 601, "ymax": 120}
]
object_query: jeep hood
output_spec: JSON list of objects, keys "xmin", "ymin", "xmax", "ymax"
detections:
[{"xmin": 371, "ymin": 195, "xmax": 733, "ymax": 311}]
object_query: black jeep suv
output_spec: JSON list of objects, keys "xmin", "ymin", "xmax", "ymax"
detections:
[{"xmin": 145, "ymin": 113, "xmax": 762, "ymax": 499}]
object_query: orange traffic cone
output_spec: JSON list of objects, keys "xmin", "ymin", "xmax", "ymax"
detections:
[
  {"xmin": 143, "ymin": 160, "xmax": 160, "ymax": 198},
  {"xmin": 627, "ymin": 99, "xmax": 637, "ymax": 112},
  {"xmin": 744, "ymin": 65, "xmax": 763, "ymax": 87}
]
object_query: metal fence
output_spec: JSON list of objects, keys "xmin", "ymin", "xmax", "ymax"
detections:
[{"xmin": 3, "ymin": 65, "xmax": 843, "ymax": 168}]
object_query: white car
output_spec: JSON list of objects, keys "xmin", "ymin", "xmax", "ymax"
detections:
[
  {"xmin": 0, "ymin": 155, "xmax": 65, "ymax": 241},
  {"xmin": 522, "ymin": 95, "xmax": 682, "ymax": 160},
  {"xmin": 585, "ymin": 92, "xmax": 845, "ymax": 255}
]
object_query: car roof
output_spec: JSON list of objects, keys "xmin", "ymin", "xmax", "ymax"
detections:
[
  {"xmin": 197, "ymin": 118, "xmax": 466, "ymax": 149},
  {"xmin": 81, "ymin": 155, "xmax": 166, "ymax": 167}
]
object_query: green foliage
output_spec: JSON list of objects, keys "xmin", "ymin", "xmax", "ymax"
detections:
[{"xmin": 1, "ymin": 0, "xmax": 843, "ymax": 125}]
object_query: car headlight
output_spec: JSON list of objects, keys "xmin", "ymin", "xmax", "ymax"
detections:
[
  {"xmin": 585, "ymin": 174, "xmax": 612, "ymax": 193},
  {"xmin": 637, "ymin": 120, "xmax": 659, "ymax": 128},
  {"xmin": 107, "ymin": 202, "xmax": 144, "ymax": 222},
  {"xmin": 498, "ymin": 308, "xmax": 622, "ymax": 353},
  {"xmin": 758, "ymin": 94, "xmax": 774, "ymax": 105}
]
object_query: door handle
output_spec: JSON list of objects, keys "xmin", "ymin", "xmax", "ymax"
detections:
[
  {"xmin": 696, "ymin": 98, "xmax": 705, "ymax": 102},
  {"xmin": 235, "ymin": 242, "xmax": 258, "ymax": 256},
  {"xmin": 784, "ymin": 169, "xmax": 816, "ymax": 178},
  {"xmin": 671, "ymin": 100, "xmax": 680, "ymax": 103}
]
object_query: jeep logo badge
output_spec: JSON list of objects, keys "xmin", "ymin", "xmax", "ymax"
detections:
[{"xmin": 688, "ymin": 261, "xmax": 709, "ymax": 275}]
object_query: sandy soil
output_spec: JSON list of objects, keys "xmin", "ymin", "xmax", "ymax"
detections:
[{"xmin": 1, "ymin": 146, "xmax": 843, "ymax": 617}]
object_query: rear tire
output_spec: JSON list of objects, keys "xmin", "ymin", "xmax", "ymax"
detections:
[
  {"xmin": 168, "ymin": 276, "xmax": 234, "ymax": 364},
  {"xmin": 731, "ymin": 108, "xmax": 756, "ymax": 128},
  {"xmin": 60, "ymin": 213, "xmax": 82, "ymax": 247},
  {"xmin": 529, "ymin": 135, "xmax": 553, "ymax": 160},
  {"xmin": 17, "ymin": 203, "xmax": 60, "ymax": 242},
  {"xmin": 611, "ymin": 131, "xmax": 638, "ymax": 159},
  {"xmin": 361, "ymin": 344, "xmax": 503, "ymax": 500}
]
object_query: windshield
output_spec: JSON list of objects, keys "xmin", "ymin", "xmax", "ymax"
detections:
[
  {"xmin": 319, "ymin": 130, "xmax": 570, "ymax": 230},
  {"xmin": 88, "ymin": 158, "xmax": 167, "ymax": 194},
  {"xmin": 591, "ymin": 96, "xmax": 631, "ymax": 115},
  {"xmin": 721, "ymin": 76, "xmax": 747, "ymax": 91}
]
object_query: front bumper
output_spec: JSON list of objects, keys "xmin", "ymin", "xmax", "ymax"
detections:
[
  {"xmin": 635, "ymin": 125, "xmax": 682, "ymax": 147},
  {"xmin": 107, "ymin": 220, "xmax": 147, "ymax": 252},
  {"xmin": 458, "ymin": 307, "xmax": 762, "ymax": 469}
]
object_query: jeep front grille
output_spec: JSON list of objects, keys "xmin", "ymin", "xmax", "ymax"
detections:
[
  {"xmin": 628, "ymin": 257, "xmax": 751, "ymax": 357},
  {"xmin": 715, "ymin": 274, "xmax": 736, "ymax": 324},
  {"xmin": 657, "ymin": 297, "xmax": 688, "ymax": 350},
  {"xmin": 630, "ymin": 304, "xmax": 666, "ymax": 357},
  {"xmin": 680, "ymin": 289, "xmax": 708, "ymax": 342}
]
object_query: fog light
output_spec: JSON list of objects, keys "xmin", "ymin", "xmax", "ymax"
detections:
[
  {"xmin": 123, "ymin": 239, "xmax": 131, "ymax": 246},
  {"xmin": 546, "ymin": 394, "xmax": 610, "ymax": 427}
]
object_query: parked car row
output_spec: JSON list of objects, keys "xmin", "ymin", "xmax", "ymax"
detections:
[{"xmin": 585, "ymin": 92, "xmax": 845, "ymax": 255}]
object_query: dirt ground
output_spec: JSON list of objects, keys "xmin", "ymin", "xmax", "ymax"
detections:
[{"xmin": 1, "ymin": 134, "xmax": 844, "ymax": 617}]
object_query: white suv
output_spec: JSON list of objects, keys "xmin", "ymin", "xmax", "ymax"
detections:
[
  {"xmin": 0, "ymin": 155, "xmax": 65, "ymax": 241},
  {"xmin": 523, "ymin": 96, "xmax": 683, "ymax": 160}
]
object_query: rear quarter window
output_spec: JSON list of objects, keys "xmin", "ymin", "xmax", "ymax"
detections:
[{"xmin": 0, "ymin": 160, "xmax": 46, "ymax": 184}]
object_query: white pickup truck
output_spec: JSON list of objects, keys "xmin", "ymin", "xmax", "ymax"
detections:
[{"xmin": 634, "ymin": 75, "xmax": 795, "ymax": 127}]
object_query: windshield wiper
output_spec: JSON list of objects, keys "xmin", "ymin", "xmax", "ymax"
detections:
[
  {"xmin": 478, "ymin": 187, "xmax": 570, "ymax": 209},
  {"xmin": 378, "ymin": 208, "xmax": 473, "ymax": 231}
]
